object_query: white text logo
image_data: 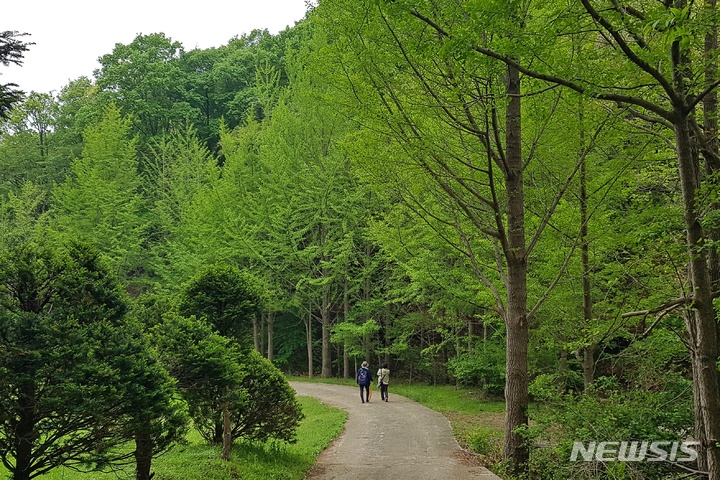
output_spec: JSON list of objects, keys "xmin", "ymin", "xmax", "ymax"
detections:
[{"xmin": 570, "ymin": 441, "xmax": 699, "ymax": 462}]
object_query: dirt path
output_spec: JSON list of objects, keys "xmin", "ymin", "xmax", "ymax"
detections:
[{"xmin": 291, "ymin": 382, "xmax": 502, "ymax": 480}]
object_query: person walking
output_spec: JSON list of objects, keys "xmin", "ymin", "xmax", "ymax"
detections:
[
  {"xmin": 356, "ymin": 361, "xmax": 373, "ymax": 403},
  {"xmin": 377, "ymin": 362, "xmax": 390, "ymax": 402}
]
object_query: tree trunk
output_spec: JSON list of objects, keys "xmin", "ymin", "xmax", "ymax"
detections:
[
  {"xmin": 467, "ymin": 314, "xmax": 475, "ymax": 354},
  {"xmin": 675, "ymin": 116, "xmax": 720, "ymax": 478},
  {"xmin": 581, "ymin": 344, "xmax": 596, "ymax": 391},
  {"xmin": 700, "ymin": 3, "xmax": 719, "ymax": 471},
  {"xmin": 343, "ymin": 274, "xmax": 350, "ymax": 378},
  {"xmin": 221, "ymin": 399, "xmax": 232, "ymax": 461},
  {"xmin": 579, "ymin": 106, "xmax": 595, "ymax": 392},
  {"xmin": 384, "ymin": 301, "xmax": 391, "ymax": 365},
  {"xmin": 306, "ymin": 300, "xmax": 313, "ymax": 378},
  {"xmin": 321, "ymin": 278, "xmax": 332, "ymax": 378},
  {"xmin": 266, "ymin": 311, "xmax": 274, "ymax": 362},
  {"xmin": 14, "ymin": 384, "xmax": 35, "ymax": 480},
  {"xmin": 252, "ymin": 315, "xmax": 260, "ymax": 353},
  {"xmin": 134, "ymin": 430, "xmax": 154, "ymax": 480},
  {"xmin": 502, "ymin": 62, "xmax": 530, "ymax": 475},
  {"xmin": 260, "ymin": 313, "xmax": 265, "ymax": 358}
]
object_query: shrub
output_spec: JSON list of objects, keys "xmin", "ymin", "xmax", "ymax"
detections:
[
  {"xmin": 527, "ymin": 375, "xmax": 693, "ymax": 479},
  {"xmin": 447, "ymin": 343, "xmax": 506, "ymax": 394},
  {"xmin": 232, "ymin": 350, "xmax": 305, "ymax": 443},
  {"xmin": 192, "ymin": 349, "xmax": 304, "ymax": 445}
]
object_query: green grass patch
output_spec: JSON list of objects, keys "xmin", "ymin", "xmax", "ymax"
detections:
[
  {"xmin": 390, "ymin": 383, "xmax": 505, "ymax": 414},
  {"xmin": 0, "ymin": 396, "xmax": 346, "ymax": 480}
]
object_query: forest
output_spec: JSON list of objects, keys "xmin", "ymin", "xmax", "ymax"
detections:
[{"xmin": 2, "ymin": 0, "xmax": 720, "ymax": 479}]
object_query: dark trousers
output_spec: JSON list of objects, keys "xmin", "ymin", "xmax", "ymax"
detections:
[
  {"xmin": 359, "ymin": 384, "xmax": 370, "ymax": 402},
  {"xmin": 380, "ymin": 383, "xmax": 389, "ymax": 400}
]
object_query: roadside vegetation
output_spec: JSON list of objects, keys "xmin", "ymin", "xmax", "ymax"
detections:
[{"xmin": 0, "ymin": 397, "xmax": 345, "ymax": 480}]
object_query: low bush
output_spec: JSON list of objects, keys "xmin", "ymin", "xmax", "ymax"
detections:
[{"xmin": 447, "ymin": 343, "xmax": 506, "ymax": 394}]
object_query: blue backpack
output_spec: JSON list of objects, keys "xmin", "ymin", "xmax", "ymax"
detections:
[{"xmin": 357, "ymin": 368, "xmax": 368, "ymax": 385}]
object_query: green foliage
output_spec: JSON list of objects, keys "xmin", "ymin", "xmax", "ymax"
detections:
[
  {"xmin": 154, "ymin": 313, "xmax": 242, "ymax": 435},
  {"xmin": 51, "ymin": 104, "xmax": 147, "ymax": 285},
  {"xmin": 0, "ymin": 242, "xmax": 186, "ymax": 479},
  {"xmin": 527, "ymin": 376, "xmax": 693, "ymax": 479},
  {"xmin": 447, "ymin": 343, "xmax": 506, "ymax": 394},
  {"xmin": 178, "ymin": 264, "xmax": 262, "ymax": 342},
  {"xmin": 231, "ymin": 350, "xmax": 305, "ymax": 443},
  {"xmin": 467, "ymin": 428, "xmax": 503, "ymax": 460},
  {"xmin": 156, "ymin": 314, "xmax": 303, "ymax": 447},
  {"xmin": 331, "ymin": 320, "xmax": 381, "ymax": 359},
  {"xmin": 95, "ymin": 33, "xmax": 192, "ymax": 141},
  {"xmin": 0, "ymin": 182, "xmax": 49, "ymax": 249},
  {"xmin": 0, "ymin": 396, "xmax": 345, "ymax": 480},
  {"xmin": 0, "ymin": 31, "xmax": 31, "ymax": 120}
]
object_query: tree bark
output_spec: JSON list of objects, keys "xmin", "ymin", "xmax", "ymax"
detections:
[
  {"xmin": 579, "ymin": 105, "xmax": 595, "ymax": 392},
  {"xmin": 14, "ymin": 383, "xmax": 36, "ymax": 480},
  {"xmin": 252, "ymin": 315, "xmax": 260, "ymax": 353},
  {"xmin": 700, "ymin": 2, "xmax": 719, "ymax": 471},
  {"xmin": 134, "ymin": 430, "xmax": 154, "ymax": 480},
  {"xmin": 581, "ymin": 344, "xmax": 596, "ymax": 392},
  {"xmin": 306, "ymin": 300, "xmax": 313, "ymax": 378},
  {"xmin": 675, "ymin": 116, "xmax": 720, "ymax": 478},
  {"xmin": 321, "ymin": 275, "xmax": 332, "ymax": 378},
  {"xmin": 266, "ymin": 311, "xmax": 274, "ymax": 362},
  {"xmin": 502, "ymin": 61, "xmax": 530, "ymax": 475},
  {"xmin": 343, "ymin": 273, "xmax": 350, "ymax": 378},
  {"xmin": 221, "ymin": 399, "xmax": 232, "ymax": 461}
]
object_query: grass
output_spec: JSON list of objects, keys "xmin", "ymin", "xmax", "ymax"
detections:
[
  {"xmin": 1, "ymin": 378, "xmax": 504, "ymax": 478},
  {"xmin": 0, "ymin": 396, "xmax": 346, "ymax": 480},
  {"xmin": 288, "ymin": 376, "xmax": 506, "ymax": 465}
]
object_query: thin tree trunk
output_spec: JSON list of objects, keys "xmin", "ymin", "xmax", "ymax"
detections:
[
  {"xmin": 221, "ymin": 398, "xmax": 232, "ymax": 461},
  {"xmin": 581, "ymin": 344, "xmax": 596, "ymax": 391},
  {"xmin": 579, "ymin": 104, "xmax": 596, "ymax": 392},
  {"xmin": 321, "ymin": 277, "xmax": 332, "ymax": 378},
  {"xmin": 260, "ymin": 313, "xmax": 265, "ymax": 358},
  {"xmin": 306, "ymin": 301, "xmax": 313, "ymax": 378},
  {"xmin": 384, "ymin": 300, "xmax": 391, "ymax": 365},
  {"xmin": 344, "ymin": 273, "xmax": 350, "ymax": 378},
  {"xmin": 700, "ymin": 2, "xmax": 719, "ymax": 471},
  {"xmin": 252, "ymin": 315, "xmax": 260, "ymax": 353},
  {"xmin": 467, "ymin": 314, "xmax": 475, "ymax": 354},
  {"xmin": 266, "ymin": 311, "xmax": 274, "ymax": 362}
]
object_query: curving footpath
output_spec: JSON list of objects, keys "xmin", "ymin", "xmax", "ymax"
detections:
[{"xmin": 291, "ymin": 382, "xmax": 502, "ymax": 480}]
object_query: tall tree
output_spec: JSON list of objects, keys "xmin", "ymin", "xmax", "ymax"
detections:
[
  {"xmin": 0, "ymin": 242, "xmax": 186, "ymax": 480},
  {"xmin": 391, "ymin": 0, "xmax": 720, "ymax": 474},
  {"xmin": 310, "ymin": 0, "xmax": 591, "ymax": 471},
  {"xmin": 95, "ymin": 33, "xmax": 192, "ymax": 142},
  {"xmin": 51, "ymin": 104, "xmax": 147, "ymax": 287}
]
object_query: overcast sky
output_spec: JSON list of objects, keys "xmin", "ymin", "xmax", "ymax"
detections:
[{"xmin": 4, "ymin": 0, "xmax": 309, "ymax": 94}]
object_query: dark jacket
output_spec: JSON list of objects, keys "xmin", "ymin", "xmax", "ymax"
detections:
[{"xmin": 356, "ymin": 367, "xmax": 373, "ymax": 386}]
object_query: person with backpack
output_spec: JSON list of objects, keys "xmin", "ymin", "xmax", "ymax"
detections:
[
  {"xmin": 377, "ymin": 362, "xmax": 390, "ymax": 402},
  {"xmin": 356, "ymin": 361, "xmax": 373, "ymax": 403}
]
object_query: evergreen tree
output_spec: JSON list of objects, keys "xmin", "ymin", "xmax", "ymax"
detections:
[{"xmin": 0, "ymin": 31, "xmax": 32, "ymax": 119}]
